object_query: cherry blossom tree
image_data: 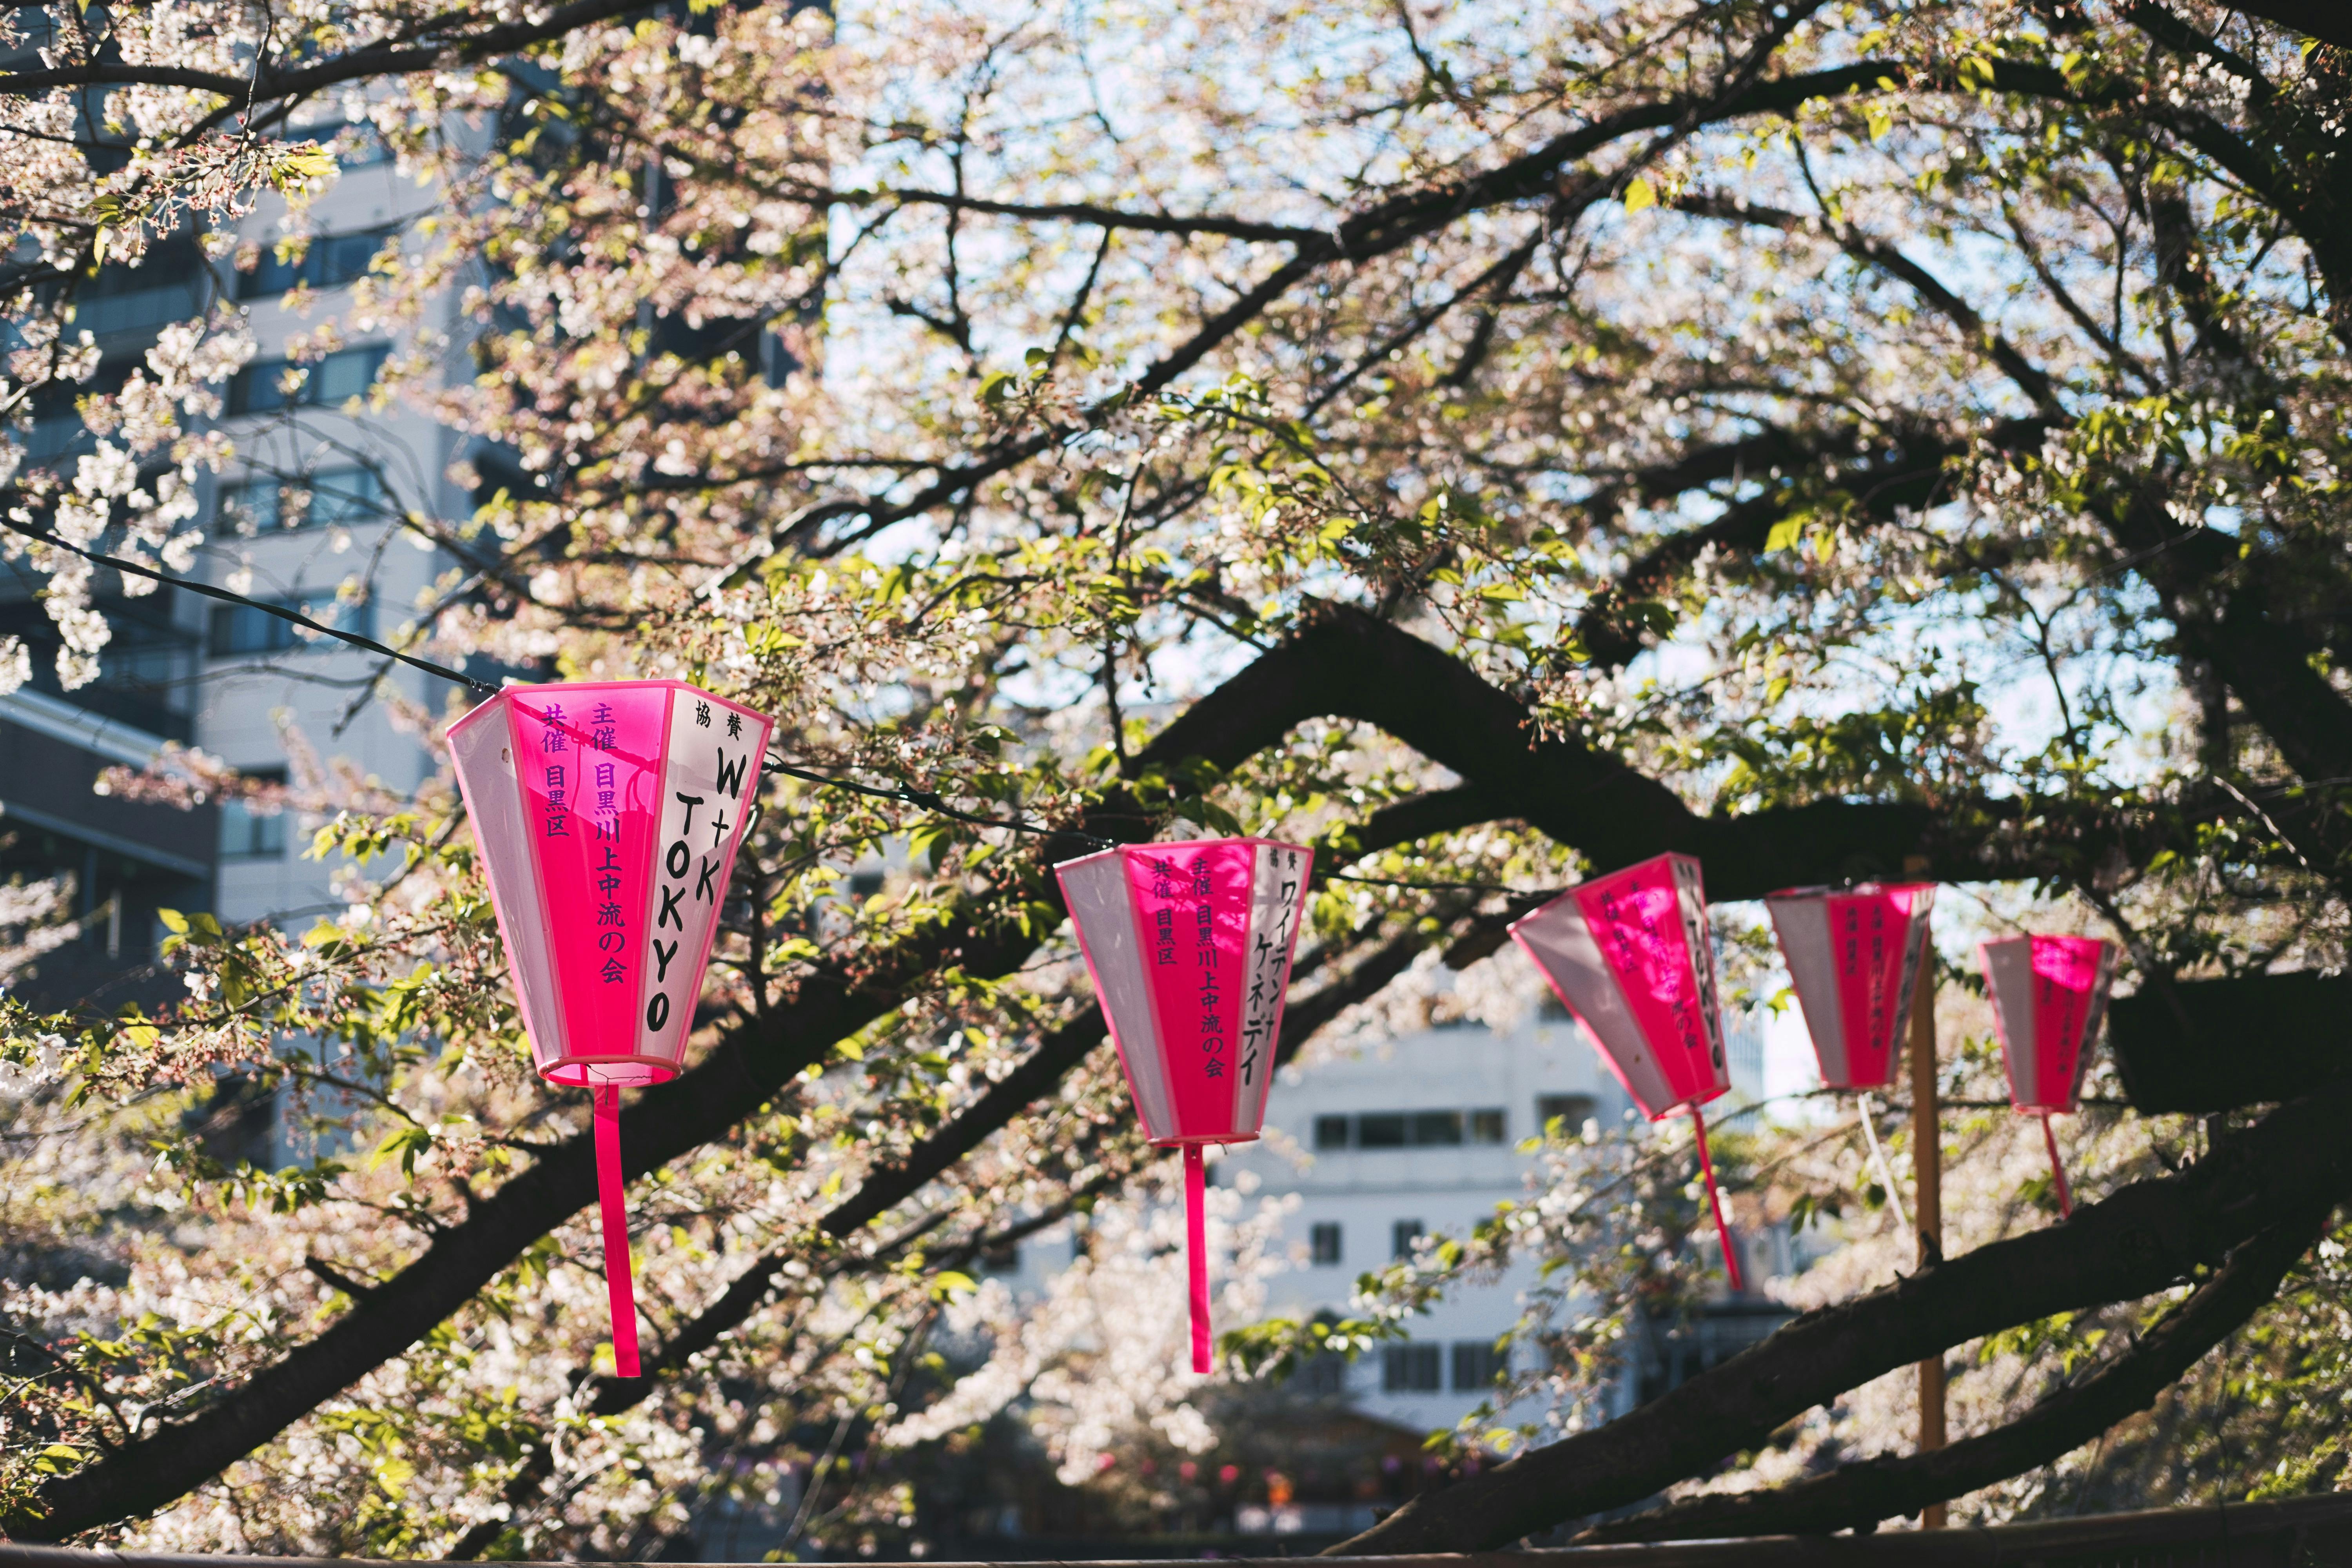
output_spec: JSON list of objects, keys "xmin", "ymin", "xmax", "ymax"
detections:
[{"xmin": 6, "ymin": 0, "xmax": 2352, "ymax": 1553}]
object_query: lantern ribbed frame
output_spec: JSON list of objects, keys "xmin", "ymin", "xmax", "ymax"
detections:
[
  {"xmin": 448, "ymin": 680, "xmax": 775, "ymax": 1089},
  {"xmin": 1979, "ymin": 933, "xmax": 2117, "ymax": 1116},
  {"xmin": 1763, "ymin": 882, "xmax": 1937, "ymax": 1092},
  {"xmin": 1055, "ymin": 838, "xmax": 1314, "ymax": 1148},
  {"xmin": 1507, "ymin": 851, "xmax": 1729, "ymax": 1121}
]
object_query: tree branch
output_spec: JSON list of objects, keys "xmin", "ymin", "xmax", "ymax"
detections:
[
  {"xmin": 1572, "ymin": 419, "xmax": 2048, "ymax": 669},
  {"xmin": 1579, "ymin": 1198, "xmax": 2335, "ymax": 1542},
  {"xmin": 2220, "ymin": 0, "xmax": 2352, "ymax": 49},
  {"xmin": 1327, "ymin": 1071, "xmax": 2352, "ymax": 1554}
]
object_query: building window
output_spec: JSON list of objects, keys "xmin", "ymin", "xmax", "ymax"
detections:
[
  {"xmin": 1317, "ymin": 1110, "xmax": 1495, "ymax": 1150},
  {"xmin": 306, "ymin": 468, "xmax": 388, "ymax": 530},
  {"xmin": 1391, "ymin": 1219, "xmax": 1423, "ymax": 1260},
  {"xmin": 228, "ymin": 343, "xmax": 389, "ymax": 414},
  {"xmin": 1309, "ymin": 1222, "xmax": 1342, "ymax": 1266},
  {"xmin": 1411, "ymin": 1110, "xmax": 1463, "ymax": 1146},
  {"xmin": 218, "ymin": 767, "xmax": 289, "ymax": 860},
  {"xmin": 222, "ymin": 474, "xmax": 283, "ymax": 535},
  {"xmin": 209, "ymin": 601, "xmax": 299, "ymax": 657},
  {"xmin": 222, "ymin": 467, "xmax": 387, "ymax": 535},
  {"xmin": 240, "ymin": 225, "xmax": 398, "ymax": 299},
  {"xmin": 323, "ymin": 122, "xmax": 396, "ymax": 169},
  {"xmin": 208, "ymin": 595, "xmax": 372, "ymax": 657},
  {"xmin": 1380, "ymin": 1343, "xmax": 1441, "ymax": 1393},
  {"xmin": 978, "ymin": 1243, "xmax": 1020, "ymax": 1276},
  {"xmin": 1452, "ymin": 1339, "xmax": 1508, "ymax": 1391},
  {"xmin": 1299, "ymin": 1352, "xmax": 1348, "ymax": 1396},
  {"xmin": 1537, "ymin": 1093, "xmax": 1597, "ymax": 1136}
]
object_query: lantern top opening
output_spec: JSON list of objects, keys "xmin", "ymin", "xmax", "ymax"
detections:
[
  {"xmin": 1763, "ymin": 879, "xmax": 1938, "ymax": 901},
  {"xmin": 1052, "ymin": 834, "xmax": 1316, "ymax": 866},
  {"xmin": 450, "ymin": 677, "xmax": 771, "ymax": 739}
]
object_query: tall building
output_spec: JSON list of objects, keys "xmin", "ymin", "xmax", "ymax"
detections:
[
  {"xmin": 194, "ymin": 112, "xmax": 464, "ymax": 929},
  {"xmin": 2, "ymin": 109, "xmax": 476, "ymax": 1013}
]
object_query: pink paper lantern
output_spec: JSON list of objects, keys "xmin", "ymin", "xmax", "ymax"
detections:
[
  {"xmin": 449, "ymin": 681, "xmax": 775, "ymax": 1375},
  {"xmin": 1978, "ymin": 934, "xmax": 2116, "ymax": 1218},
  {"xmin": 1508, "ymin": 852, "xmax": 1743, "ymax": 1290},
  {"xmin": 1764, "ymin": 883, "xmax": 1936, "ymax": 1091},
  {"xmin": 1054, "ymin": 838, "xmax": 1314, "ymax": 1372}
]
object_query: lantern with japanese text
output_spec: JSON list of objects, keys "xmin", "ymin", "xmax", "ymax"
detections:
[
  {"xmin": 1765, "ymin": 883, "xmax": 1937, "ymax": 1228},
  {"xmin": 1765, "ymin": 884, "xmax": 1936, "ymax": 1090},
  {"xmin": 449, "ymin": 681, "xmax": 775, "ymax": 1375},
  {"xmin": 1054, "ymin": 838, "xmax": 1315, "ymax": 1372},
  {"xmin": 1508, "ymin": 852, "xmax": 1744, "ymax": 1290},
  {"xmin": 1978, "ymin": 934, "xmax": 2118, "ymax": 1218}
]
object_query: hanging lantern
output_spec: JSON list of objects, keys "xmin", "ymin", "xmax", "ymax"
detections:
[
  {"xmin": 449, "ymin": 681, "xmax": 775, "ymax": 1375},
  {"xmin": 1054, "ymin": 838, "xmax": 1314, "ymax": 1373},
  {"xmin": 1765, "ymin": 883, "xmax": 1936, "ymax": 1230},
  {"xmin": 1508, "ymin": 852, "xmax": 1744, "ymax": 1290},
  {"xmin": 1764, "ymin": 884, "xmax": 1936, "ymax": 1091},
  {"xmin": 1978, "ymin": 934, "xmax": 2117, "ymax": 1219}
]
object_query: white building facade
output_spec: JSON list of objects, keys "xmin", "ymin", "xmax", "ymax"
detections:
[{"xmin": 1222, "ymin": 1008, "xmax": 1634, "ymax": 1436}]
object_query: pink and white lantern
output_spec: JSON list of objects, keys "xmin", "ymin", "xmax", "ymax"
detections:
[
  {"xmin": 1508, "ymin": 852, "xmax": 1744, "ymax": 1290},
  {"xmin": 1765, "ymin": 882, "xmax": 1936, "ymax": 1234},
  {"xmin": 1764, "ymin": 883, "xmax": 1936, "ymax": 1091},
  {"xmin": 1054, "ymin": 838, "xmax": 1314, "ymax": 1372},
  {"xmin": 450, "ymin": 681, "xmax": 775, "ymax": 1375},
  {"xmin": 1978, "ymin": 935, "xmax": 2116, "ymax": 1218}
]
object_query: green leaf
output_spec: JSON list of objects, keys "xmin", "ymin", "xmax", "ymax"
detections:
[
  {"xmin": 369, "ymin": 1124, "xmax": 435, "ymax": 1180},
  {"xmin": 1623, "ymin": 176, "xmax": 1656, "ymax": 214},
  {"xmin": 1764, "ymin": 517, "xmax": 1806, "ymax": 553},
  {"xmin": 268, "ymin": 143, "xmax": 339, "ymax": 193}
]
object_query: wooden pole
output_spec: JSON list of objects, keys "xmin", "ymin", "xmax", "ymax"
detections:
[{"xmin": 1910, "ymin": 964, "xmax": 1946, "ymax": 1529}]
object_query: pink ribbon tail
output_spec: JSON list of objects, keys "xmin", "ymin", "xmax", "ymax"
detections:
[
  {"xmin": 594, "ymin": 1083, "xmax": 642, "ymax": 1377},
  {"xmin": 2042, "ymin": 1111, "xmax": 2074, "ymax": 1219},
  {"xmin": 1185, "ymin": 1144, "xmax": 1210, "ymax": 1374},
  {"xmin": 1693, "ymin": 1104, "xmax": 1744, "ymax": 1294}
]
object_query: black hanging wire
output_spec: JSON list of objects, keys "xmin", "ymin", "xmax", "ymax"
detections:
[
  {"xmin": 24, "ymin": 530, "xmax": 1520, "ymax": 897},
  {"xmin": 6, "ymin": 524, "xmax": 499, "ymax": 695},
  {"xmin": 762, "ymin": 754, "xmax": 1118, "ymax": 850},
  {"xmin": 760, "ymin": 753, "xmax": 1520, "ymax": 893}
]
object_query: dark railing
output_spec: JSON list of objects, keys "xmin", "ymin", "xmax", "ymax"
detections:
[{"xmin": 2, "ymin": 1492, "xmax": 2348, "ymax": 1568}]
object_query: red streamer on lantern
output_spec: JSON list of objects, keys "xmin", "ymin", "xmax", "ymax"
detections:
[
  {"xmin": 1978, "ymin": 934, "xmax": 2116, "ymax": 1221},
  {"xmin": 450, "ymin": 681, "xmax": 775, "ymax": 1375},
  {"xmin": 1508, "ymin": 853, "xmax": 1743, "ymax": 1292},
  {"xmin": 1184, "ymin": 1144, "xmax": 1210, "ymax": 1371},
  {"xmin": 1055, "ymin": 839, "xmax": 1314, "ymax": 1374}
]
